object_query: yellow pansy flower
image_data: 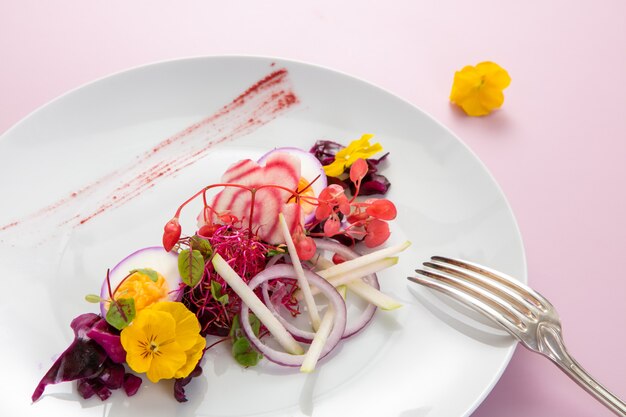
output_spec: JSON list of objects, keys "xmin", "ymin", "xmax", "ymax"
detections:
[
  {"xmin": 450, "ymin": 62, "xmax": 511, "ymax": 116},
  {"xmin": 323, "ymin": 134, "xmax": 383, "ymax": 177},
  {"xmin": 120, "ymin": 301, "xmax": 206, "ymax": 383}
]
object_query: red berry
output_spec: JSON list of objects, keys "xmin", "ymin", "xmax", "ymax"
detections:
[{"xmin": 162, "ymin": 218, "xmax": 181, "ymax": 252}]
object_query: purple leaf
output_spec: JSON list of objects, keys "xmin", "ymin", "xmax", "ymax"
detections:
[
  {"xmin": 31, "ymin": 340, "xmax": 106, "ymax": 402},
  {"xmin": 86, "ymin": 319, "xmax": 126, "ymax": 364},
  {"xmin": 173, "ymin": 365, "xmax": 203, "ymax": 402}
]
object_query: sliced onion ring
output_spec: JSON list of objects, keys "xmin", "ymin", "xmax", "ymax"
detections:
[
  {"xmin": 313, "ymin": 238, "xmax": 380, "ymax": 338},
  {"xmin": 260, "ymin": 239, "xmax": 380, "ymax": 341},
  {"xmin": 240, "ymin": 264, "xmax": 347, "ymax": 367},
  {"xmin": 262, "ymin": 281, "xmax": 314, "ymax": 343}
]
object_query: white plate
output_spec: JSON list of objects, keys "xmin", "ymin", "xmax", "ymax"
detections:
[{"xmin": 0, "ymin": 56, "xmax": 526, "ymax": 417}]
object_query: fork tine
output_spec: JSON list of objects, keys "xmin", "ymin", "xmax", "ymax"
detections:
[
  {"xmin": 423, "ymin": 260, "xmax": 538, "ymax": 320},
  {"xmin": 431, "ymin": 256, "xmax": 553, "ymax": 312},
  {"xmin": 408, "ymin": 272, "xmax": 523, "ymax": 337}
]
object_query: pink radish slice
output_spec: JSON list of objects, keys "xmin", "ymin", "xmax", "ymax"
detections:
[
  {"xmin": 258, "ymin": 147, "xmax": 327, "ymax": 224},
  {"xmin": 204, "ymin": 152, "xmax": 302, "ymax": 244},
  {"xmin": 312, "ymin": 238, "xmax": 380, "ymax": 338},
  {"xmin": 240, "ymin": 264, "xmax": 347, "ymax": 367},
  {"xmin": 99, "ymin": 247, "xmax": 183, "ymax": 316}
]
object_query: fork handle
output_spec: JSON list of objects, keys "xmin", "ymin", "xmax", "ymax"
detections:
[{"xmin": 537, "ymin": 322, "xmax": 626, "ymax": 417}]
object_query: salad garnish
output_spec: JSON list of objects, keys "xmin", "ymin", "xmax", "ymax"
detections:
[{"xmin": 32, "ymin": 135, "xmax": 409, "ymax": 404}]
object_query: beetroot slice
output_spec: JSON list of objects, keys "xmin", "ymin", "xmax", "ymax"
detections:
[{"xmin": 123, "ymin": 373, "xmax": 142, "ymax": 396}]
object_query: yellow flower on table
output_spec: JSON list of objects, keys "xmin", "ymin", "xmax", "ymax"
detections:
[
  {"xmin": 323, "ymin": 134, "xmax": 383, "ymax": 177},
  {"xmin": 450, "ymin": 62, "xmax": 511, "ymax": 116},
  {"xmin": 120, "ymin": 301, "xmax": 206, "ymax": 383}
]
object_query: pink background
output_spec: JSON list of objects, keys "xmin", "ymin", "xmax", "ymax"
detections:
[{"xmin": 2, "ymin": 1, "xmax": 625, "ymax": 416}]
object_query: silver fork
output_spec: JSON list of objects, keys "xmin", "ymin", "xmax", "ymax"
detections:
[{"xmin": 408, "ymin": 256, "xmax": 626, "ymax": 417}]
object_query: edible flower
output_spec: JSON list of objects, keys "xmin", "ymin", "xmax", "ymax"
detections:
[
  {"xmin": 120, "ymin": 301, "xmax": 206, "ymax": 383},
  {"xmin": 450, "ymin": 62, "xmax": 511, "ymax": 116},
  {"xmin": 323, "ymin": 134, "xmax": 383, "ymax": 177},
  {"xmin": 113, "ymin": 270, "xmax": 169, "ymax": 313}
]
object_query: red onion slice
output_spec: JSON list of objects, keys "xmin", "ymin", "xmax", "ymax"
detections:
[
  {"xmin": 312, "ymin": 239, "xmax": 379, "ymax": 338},
  {"xmin": 240, "ymin": 264, "xmax": 346, "ymax": 367},
  {"xmin": 261, "ymin": 281, "xmax": 315, "ymax": 343}
]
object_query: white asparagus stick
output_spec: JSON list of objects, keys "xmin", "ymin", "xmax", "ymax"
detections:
[
  {"xmin": 300, "ymin": 307, "xmax": 335, "ymax": 373},
  {"xmin": 278, "ymin": 213, "xmax": 321, "ymax": 330},
  {"xmin": 346, "ymin": 279, "xmax": 402, "ymax": 310}
]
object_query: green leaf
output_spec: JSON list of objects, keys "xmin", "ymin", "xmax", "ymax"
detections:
[
  {"xmin": 84, "ymin": 294, "xmax": 103, "ymax": 303},
  {"xmin": 232, "ymin": 336, "xmax": 251, "ymax": 355},
  {"xmin": 229, "ymin": 313, "xmax": 241, "ymax": 337},
  {"xmin": 190, "ymin": 235, "xmax": 213, "ymax": 260},
  {"xmin": 248, "ymin": 313, "xmax": 261, "ymax": 336},
  {"xmin": 106, "ymin": 298, "xmax": 136, "ymax": 330},
  {"xmin": 229, "ymin": 314, "xmax": 263, "ymax": 367},
  {"xmin": 267, "ymin": 246, "xmax": 286, "ymax": 257},
  {"xmin": 210, "ymin": 280, "xmax": 229, "ymax": 305},
  {"xmin": 234, "ymin": 350, "xmax": 262, "ymax": 367},
  {"xmin": 178, "ymin": 249, "xmax": 205, "ymax": 287},
  {"xmin": 129, "ymin": 268, "xmax": 159, "ymax": 282}
]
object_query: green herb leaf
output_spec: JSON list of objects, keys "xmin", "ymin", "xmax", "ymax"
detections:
[
  {"xmin": 267, "ymin": 246, "xmax": 286, "ymax": 257},
  {"xmin": 236, "ymin": 351, "xmax": 262, "ymax": 367},
  {"xmin": 178, "ymin": 249, "xmax": 205, "ymax": 287},
  {"xmin": 129, "ymin": 268, "xmax": 159, "ymax": 282},
  {"xmin": 232, "ymin": 336, "xmax": 251, "ymax": 355},
  {"xmin": 229, "ymin": 314, "xmax": 263, "ymax": 367},
  {"xmin": 248, "ymin": 313, "xmax": 261, "ymax": 336},
  {"xmin": 210, "ymin": 280, "xmax": 229, "ymax": 305},
  {"xmin": 190, "ymin": 235, "xmax": 213, "ymax": 260},
  {"xmin": 106, "ymin": 298, "xmax": 136, "ymax": 330},
  {"xmin": 84, "ymin": 294, "xmax": 103, "ymax": 303}
]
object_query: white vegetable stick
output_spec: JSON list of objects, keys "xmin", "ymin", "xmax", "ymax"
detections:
[
  {"xmin": 278, "ymin": 213, "xmax": 321, "ymax": 330},
  {"xmin": 310, "ymin": 254, "xmax": 334, "ymax": 270},
  {"xmin": 306, "ymin": 256, "xmax": 399, "ymax": 296},
  {"xmin": 346, "ymin": 279, "xmax": 402, "ymax": 310},
  {"xmin": 211, "ymin": 253, "xmax": 304, "ymax": 355},
  {"xmin": 317, "ymin": 240, "xmax": 411, "ymax": 279},
  {"xmin": 336, "ymin": 285, "xmax": 347, "ymax": 299},
  {"xmin": 300, "ymin": 307, "xmax": 335, "ymax": 373}
]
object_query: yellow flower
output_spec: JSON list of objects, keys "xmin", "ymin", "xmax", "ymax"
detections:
[
  {"xmin": 450, "ymin": 62, "xmax": 511, "ymax": 116},
  {"xmin": 120, "ymin": 301, "xmax": 206, "ymax": 383},
  {"xmin": 111, "ymin": 270, "xmax": 169, "ymax": 313},
  {"xmin": 323, "ymin": 134, "xmax": 383, "ymax": 177}
]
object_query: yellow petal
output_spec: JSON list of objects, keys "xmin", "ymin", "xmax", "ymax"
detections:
[
  {"xmin": 476, "ymin": 62, "xmax": 511, "ymax": 89},
  {"xmin": 354, "ymin": 142, "xmax": 383, "ymax": 160},
  {"xmin": 478, "ymin": 86, "xmax": 505, "ymax": 110},
  {"xmin": 323, "ymin": 160, "xmax": 347, "ymax": 177},
  {"xmin": 146, "ymin": 341, "xmax": 187, "ymax": 383},
  {"xmin": 121, "ymin": 309, "xmax": 179, "ymax": 377},
  {"xmin": 149, "ymin": 302, "xmax": 201, "ymax": 350},
  {"xmin": 174, "ymin": 335, "xmax": 207, "ymax": 379},
  {"xmin": 450, "ymin": 68, "xmax": 482, "ymax": 103},
  {"xmin": 459, "ymin": 94, "xmax": 491, "ymax": 116}
]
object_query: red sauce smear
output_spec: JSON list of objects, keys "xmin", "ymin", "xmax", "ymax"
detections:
[{"xmin": 1, "ymin": 68, "xmax": 299, "ymax": 235}]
